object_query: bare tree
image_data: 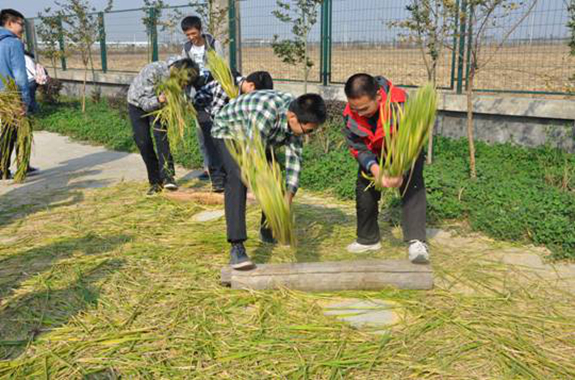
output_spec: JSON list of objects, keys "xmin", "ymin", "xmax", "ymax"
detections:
[
  {"xmin": 271, "ymin": 0, "xmax": 323, "ymax": 93},
  {"xmin": 461, "ymin": 0, "xmax": 538, "ymax": 178},
  {"xmin": 392, "ymin": 0, "xmax": 459, "ymax": 164},
  {"xmin": 37, "ymin": 8, "xmax": 66, "ymax": 78},
  {"xmin": 56, "ymin": 0, "xmax": 113, "ymax": 112},
  {"xmin": 188, "ymin": 0, "xmax": 229, "ymax": 45}
]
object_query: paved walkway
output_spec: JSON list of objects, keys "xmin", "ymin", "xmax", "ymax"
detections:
[{"xmin": 0, "ymin": 131, "xmax": 200, "ymax": 202}]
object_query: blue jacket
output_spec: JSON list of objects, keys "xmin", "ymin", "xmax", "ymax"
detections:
[{"xmin": 0, "ymin": 27, "xmax": 31, "ymax": 109}]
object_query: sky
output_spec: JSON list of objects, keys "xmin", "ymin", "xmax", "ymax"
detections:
[{"xmin": 1, "ymin": 0, "xmax": 571, "ymax": 44}]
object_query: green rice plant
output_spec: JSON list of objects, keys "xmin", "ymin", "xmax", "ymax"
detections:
[
  {"xmin": 207, "ymin": 49, "xmax": 239, "ymax": 99},
  {"xmin": 147, "ymin": 66, "xmax": 198, "ymax": 151},
  {"xmin": 225, "ymin": 125, "xmax": 296, "ymax": 246},
  {"xmin": 364, "ymin": 82, "xmax": 437, "ymax": 191},
  {"xmin": 0, "ymin": 75, "xmax": 33, "ymax": 182}
]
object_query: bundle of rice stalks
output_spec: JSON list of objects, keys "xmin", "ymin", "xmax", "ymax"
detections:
[
  {"xmin": 148, "ymin": 66, "xmax": 198, "ymax": 150},
  {"xmin": 365, "ymin": 82, "xmax": 437, "ymax": 191},
  {"xmin": 225, "ymin": 125, "xmax": 295, "ymax": 246},
  {"xmin": 207, "ymin": 49, "xmax": 239, "ymax": 99},
  {"xmin": 0, "ymin": 76, "xmax": 33, "ymax": 182}
]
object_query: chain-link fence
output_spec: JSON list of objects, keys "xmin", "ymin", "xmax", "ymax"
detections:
[{"xmin": 24, "ymin": 0, "xmax": 575, "ymax": 95}]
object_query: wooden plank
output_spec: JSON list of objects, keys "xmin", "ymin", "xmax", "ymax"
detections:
[{"xmin": 221, "ymin": 260, "xmax": 433, "ymax": 291}]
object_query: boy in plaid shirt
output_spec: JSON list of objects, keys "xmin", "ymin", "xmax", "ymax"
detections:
[
  {"xmin": 212, "ymin": 90, "xmax": 327, "ymax": 269},
  {"xmin": 194, "ymin": 71, "xmax": 273, "ymax": 192}
]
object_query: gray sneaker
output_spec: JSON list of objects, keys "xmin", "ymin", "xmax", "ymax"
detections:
[
  {"xmin": 408, "ymin": 240, "xmax": 430, "ymax": 264},
  {"xmin": 229, "ymin": 243, "xmax": 255, "ymax": 270}
]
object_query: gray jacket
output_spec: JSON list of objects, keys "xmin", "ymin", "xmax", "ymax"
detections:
[
  {"xmin": 127, "ymin": 56, "xmax": 182, "ymax": 112},
  {"xmin": 181, "ymin": 33, "xmax": 224, "ymax": 71}
]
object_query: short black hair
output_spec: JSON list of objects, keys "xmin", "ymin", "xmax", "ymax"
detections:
[
  {"xmin": 289, "ymin": 94, "xmax": 327, "ymax": 125},
  {"xmin": 245, "ymin": 71, "xmax": 273, "ymax": 90},
  {"xmin": 181, "ymin": 16, "xmax": 202, "ymax": 32},
  {"xmin": 344, "ymin": 73, "xmax": 379, "ymax": 100},
  {"xmin": 170, "ymin": 58, "xmax": 200, "ymax": 86},
  {"xmin": 24, "ymin": 50, "xmax": 35, "ymax": 59},
  {"xmin": 1, "ymin": 9, "xmax": 25, "ymax": 27}
]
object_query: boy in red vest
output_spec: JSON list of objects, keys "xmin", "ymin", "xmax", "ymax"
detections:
[{"xmin": 342, "ymin": 73, "xmax": 429, "ymax": 264}]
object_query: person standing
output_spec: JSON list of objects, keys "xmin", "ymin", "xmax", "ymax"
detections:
[
  {"xmin": 180, "ymin": 15, "xmax": 224, "ymax": 181},
  {"xmin": 0, "ymin": 8, "xmax": 31, "ymax": 180}
]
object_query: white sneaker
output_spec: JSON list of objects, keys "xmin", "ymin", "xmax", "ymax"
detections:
[
  {"xmin": 408, "ymin": 240, "xmax": 430, "ymax": 264},
  {"xmin": 346, "ymin": 241, "xmax": 382, "ymax": 253}
]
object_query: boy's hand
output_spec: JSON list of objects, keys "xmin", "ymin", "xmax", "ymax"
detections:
[
  {"xmin": 158, "ymin": 93, "xmax": 167, "ymax": 103},
  {"xmin": 381, "ymin": 175, "xmax": 403, "ymax": 188},
  {"xmin": 370, "ymin": 164, "xmax": 403, "ymax": 188}
]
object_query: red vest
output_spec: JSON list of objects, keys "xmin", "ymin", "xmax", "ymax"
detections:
[{"xmin": 343, "ymin": 84, "xmax": 407, "ymax": 157}]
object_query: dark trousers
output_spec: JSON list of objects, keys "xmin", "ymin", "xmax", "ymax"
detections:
[
  {"xmin": 0, "ymin": 127, "xmax": 17, "ymax": 176},
  {"xmin": 356, "ymin": 153, "xmax": 427, "ymax": 245},
  {"xmin": 29, "ymin": 81, "xmax": 39, "ymax": 114},
  {"xmin": 197, "ymin": 109, "xmax": 224, "ymax": 185},
  {"xmin": 215, "ymin": 138, "xmax": 271, "ymax": 243},
  {"xmin": 128, "ymin": 103, "xmax": 174, "ymax": 185},
  {"xmin": 198, "ymin": 110, "xmax": 225, "ymax": 184}
]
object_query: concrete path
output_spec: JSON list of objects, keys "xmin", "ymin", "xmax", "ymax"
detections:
[{"xmin": 0, "ymin": 131, "xmax": 200, "ymax": 203}]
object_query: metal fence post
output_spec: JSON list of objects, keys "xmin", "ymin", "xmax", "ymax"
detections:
[
  {"xmin": 465, "ymin": 5, "xmax": 474, "ymax": 91},
  {"xmin": 98, "ymin": 12, "xmax": 108, "ymax": 73},
  {"xmin": 320, "ymin": 0, "xmax": 332, "ymax": 86},
  {"xmin": 228, "ymin": 0, "xmax": 237, "ymax": 71},
  {"xmin": 449, "ymin": 0, "xmax": 460, "ymax": 90},
  {"xmin": 149, "ymin": 7, "xmax": 159, "ymax": 62},
  {"xmin": 57, "ymin": 16, "xmax": 67, "ymax": 71},
  {"xmin": 456, "ymin": 0, "xmax": 467, "ymax": 94},
  {"xmin": 24, "ymin": 19, "xmax": 35, "ymax": 56}
]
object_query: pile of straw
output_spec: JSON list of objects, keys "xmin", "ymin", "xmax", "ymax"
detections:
[
  {"xmin": 366, "ymin": 82, "xmax": 437, "ymax": 190},
  {"xmin": 0, "ymin": 76, "xmax": 33, "ymax": 182},
  {"xmin": 148, "ymin": 66, "xmax": 198, "ymax": 150}
]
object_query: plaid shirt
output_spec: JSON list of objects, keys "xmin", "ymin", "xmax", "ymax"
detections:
[
  {"xmin": 193, "ymin": 75, "xmax": 243, "ymax": 118},
  {"xmin": 212, "ymin": 90, "xmax": 303, "ymax": 194}
]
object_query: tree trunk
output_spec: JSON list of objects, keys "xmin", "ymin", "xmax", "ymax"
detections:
[
  {"xmin": 82, "ymin": 66, "xmax": 87, "ymax": 113},
  {"xmin": 466, "ymin": 70, "xmax": 477, "ymax": 179},
  {"xmin": 51, "ymin": 56, "xmax": 58, "ymax": 79}
]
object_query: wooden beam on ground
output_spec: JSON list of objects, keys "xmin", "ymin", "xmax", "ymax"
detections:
[{"xmin": 221, "ymin": 260, "xmax": 433, "ymax": 291}]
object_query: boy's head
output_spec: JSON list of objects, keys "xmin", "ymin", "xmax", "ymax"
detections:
[
  {"xmin": 1, "ymin": 9, "xmax": 25, "ymax": 39},
  {"xmin": 169, "ymin": 58, "xmax": 200, "ymax": 87},
  {"xmin": 344, "ymin": 73, "xmax": 382, "ymax": 118},
  {"xmin": 287, "ymin": 94, "xmax": 327, "ymax": 136},
  {"xmin": 181, "ymin": 16, "xmax": 203, "ymax": 45},
  {"xmin": 240, "ymin": 71, "xmax": 273, "ymax": 94}
]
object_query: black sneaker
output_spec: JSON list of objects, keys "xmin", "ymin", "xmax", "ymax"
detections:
[
  {"xmin": 229, "ymin": 242, "xmax": 255, "ymax": 270},
  {"xmin": 259, "ymin": 227, "xmax": 277, "ymax": 245},
  {"xmin": 26, "ymin": 166, "xmax": 39, "ymax": 176},
  {"xmin": 146, "ymin": 183, "xmax": 163, "ymax": 196},
  {"xmin": 163, "ymin": 178, "xmax": 178, "ymax": 191},
  {"xmin": 212, "ymin": 180, "xmax": 225, "ymax": 193},
  {"xmin": 198, "ymin": 171, "xmax": 210, "ymax": 181}
]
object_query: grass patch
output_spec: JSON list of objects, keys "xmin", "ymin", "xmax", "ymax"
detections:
[{"xmin": 0, "ymin": 183, "xmax": 574, "ymax": 377}]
